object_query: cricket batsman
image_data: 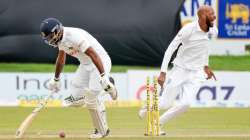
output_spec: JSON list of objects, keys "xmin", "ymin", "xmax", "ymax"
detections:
[
  {"xmin": 40, "ymin": 17, "xmax": 117, "ymax": 138},
  {"xmin": 139, "ymin": 5, "xmax": 217, "ymax": 134}
]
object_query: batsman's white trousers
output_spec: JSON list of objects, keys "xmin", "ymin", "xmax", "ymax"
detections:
[
  {"xmin": 159, "ymin": 65, "xmax": 205, "ymax": 125},
  {"xmin": 70, "ymin": 58, "xmax": 111, "ymax": 98},
  {"xmin": 68, "ymin": 58, "xmax": 111, "ymax": 135}
]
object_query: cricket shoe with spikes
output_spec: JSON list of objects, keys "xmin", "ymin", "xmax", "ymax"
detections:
[
  {"xmin": 156, "ymin": 124, "xmax": 167, "ymax": 136},
  {"xmin": 159, "ymin": 125, "xmax": 167, "ymax": 136},
  {"xmin": 64, "ymin": 95, "xmax": 85, "ymax": 107},
  {"xmin": 89, "ymin": 128, "xmax": 110, "ymax": 139},
  {"xmin": 159, "ymin": 130, "xmax": 166, "ymax": 136}
]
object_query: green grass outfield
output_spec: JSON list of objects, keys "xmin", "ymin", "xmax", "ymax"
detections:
[
  {"xmin": 0, "ymin": 107, "xmax": 250, "ymax": 140},
  {"xmin": 0, "ymin": 55, "xmax": 250, "ymax": 72}
]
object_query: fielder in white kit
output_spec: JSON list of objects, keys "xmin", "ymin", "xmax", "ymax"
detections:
[
  {"xmin": 40, "ymin": 18, "xmax": 117, "ymax": 138},
  {"xmin": 139, "ymin": 6, "xmax": 217, "ymax": 134}
]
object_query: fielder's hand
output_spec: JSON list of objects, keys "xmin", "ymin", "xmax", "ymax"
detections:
[
  {"xmin": 158, "ymin": 72, "xmax": 166, "ymax": 88},
  {"xmin": 47, "ymin": 78, "xmax": 61, "ymax": 92},
  {"xmin": 204, "ymin": 66, "xmax": 216, "ymax": 80}
]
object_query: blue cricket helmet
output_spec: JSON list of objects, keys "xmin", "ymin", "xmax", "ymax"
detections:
[{"xmin": 40, "ymin": 18, "xmax": 63, "ymax": 46}]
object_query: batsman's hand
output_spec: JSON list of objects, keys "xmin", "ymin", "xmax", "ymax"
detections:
[
  {"xmin": 100, "ymin": 74, "xmax": 118, "ymax": 100},
  {"xmin": 158, "ymin": 72, "xmax": 166, "ymax": 88},
  {"xmin": 48, "ymin": 78, "xmax": 61, "ymax": 92},
  {"xmin": 100, "ymin": 74, "xmax": 112, "ymax": 91},
  {"xmin": 204, "ymin": 66, "xmax": 216, "ymax": 81}
]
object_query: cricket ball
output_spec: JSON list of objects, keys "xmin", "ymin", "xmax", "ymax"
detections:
[{"xmin": 59, "ymin": 131, "xmax": 66, "ymax": 138}]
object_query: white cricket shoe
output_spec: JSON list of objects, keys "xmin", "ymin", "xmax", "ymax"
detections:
[
  {"xmin": 138, "ymin": 106, "xmax": 147, "ymax": 119},
  {"xmin": 159, "ymin": 124, "xmax": 167, "ymax": 136},
  {"xmin": 89, "ymin": 133, "xmax": 103, "ymax": 139},
  {"xmin": 159, "ymin": 129, "xmax": 166, "ymax": 136},
  {"xmin": 64, "ymin": 95, "xmax": 85, "ymax": 107},
  {"xmin": 89, "ymin": 128, "xmax": 110, "ymax": 139}
]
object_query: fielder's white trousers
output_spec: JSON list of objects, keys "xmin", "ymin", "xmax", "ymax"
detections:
[{"xmin": 159, "ymin": 65, "xmax": 205, "ymax": 125}]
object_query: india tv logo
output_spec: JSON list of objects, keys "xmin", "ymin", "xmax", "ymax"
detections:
[{"xmin": 226, "ymin": 3, "xmax": 249, "ymax": 24}]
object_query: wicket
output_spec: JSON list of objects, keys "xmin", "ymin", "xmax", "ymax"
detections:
[{"xmin": 145, "ymin": 76, "xmax": 160, "ymax": 136}]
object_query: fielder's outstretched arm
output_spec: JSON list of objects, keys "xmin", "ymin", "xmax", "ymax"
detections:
[
  {"xmin": 54, "ymin": 50, "xmax": 66, "ymax": 80},
  {"xmin": 85, "ymin": 47, "xmax": 105, "ymax": 75},
  {"xmin": 160, "ymin": 25, "xmax": 191, "ymax": 73},
  {"xmin": 158, "ymin": 24, "xmax": 191, "ymax": 87}
]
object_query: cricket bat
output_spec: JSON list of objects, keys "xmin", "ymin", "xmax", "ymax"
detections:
[{"xmin": 15, "ymin": 92, "xmax": 54, "ymax": 138}]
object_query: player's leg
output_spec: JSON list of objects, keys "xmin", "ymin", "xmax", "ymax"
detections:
[
  {"xmin": 86, "ymin": 68, "xmax": 111, "ymax": 138},
  {"xmin": 156, "ymin": 67, "xmax": 192, "ymax": 135},
  {"xmin": 64, "ymin": 64, "xmax": 109, "ymax": 138},
  {"xmin": 159, "ymin": 74, "xmax": 201, "ymax": 128},
  {"xmin": 138, "ymin": 66, "xmax": 185, "ymax": 119},
  {"xmin": 64, "ymin": 65, "xmax": 89, "ymax": 106},
  {"xmin": 158, "ymin": 84, "xmax": 183, "ymax": 135},
  {"xmin": 84, "ymin": 89, "xmax": 109, "ymax": 139},
  {"xmin": 158, "ymin": 84, "xmax": 181, "ymax": 110},
  {"xmin": 159, "ymin": 66, "xmax": 189, "ymax": 110},
  {"xmin": 138, "ymin": 83, "xmax": 181, "ymax": 119}
]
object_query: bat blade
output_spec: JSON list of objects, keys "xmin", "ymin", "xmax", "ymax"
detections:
[
  {"xmin": 15, "ymin": 112, "xmax": 38, "ymax": 138},
  {"xmin": 15, "ymin": 92, "xmax": 53, "ymax": 138}
]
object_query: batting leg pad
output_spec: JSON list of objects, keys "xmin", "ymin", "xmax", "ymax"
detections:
[
  {"xmin": 85, "ymin": 91, "xmax": 109, "ymax": 136},
  {"xmin": 88, "ymin": 109, "xmax": 108, "ymax": 136}
]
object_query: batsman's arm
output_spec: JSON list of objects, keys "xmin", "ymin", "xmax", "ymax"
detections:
[
  {"xmin": 85, "ymin": 47, "xmax": 105, "ymax": 75},
  {"xmin": 54, "ymin": 50, "xmax": 66, "ymax": 80}
]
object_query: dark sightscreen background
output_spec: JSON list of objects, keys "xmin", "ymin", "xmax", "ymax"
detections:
[{"xmin": 0, "ymin": 0, "xmax": 184, "ymax": 66}]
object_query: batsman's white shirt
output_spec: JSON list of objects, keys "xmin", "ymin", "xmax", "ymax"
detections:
[
  {"xmin": 161, "ymin": 21, "xmax": 218, "ymax": 72},
  {"xmin": 58, "ymin": 27, "xmax": 111, "ymax": 96},
  {"xmin": 58, "ymin": 27, "xmax": 111, "ymax": 67}
]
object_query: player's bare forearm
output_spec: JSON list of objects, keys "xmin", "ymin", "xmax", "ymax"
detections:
[
  {"xmin": 85, "ymin": 47, "xmax": 105, "ymax": 75},
  {"xmin": 54, "ymin": 50, "xmax": 66, "ymax": 79},
  {"xmin": 158, "ymin": 72, "xmax": 166, "ymax": 88},
  {"xmin": 204, "ymin": 65, "xmax": 216, "ymax": 80}
]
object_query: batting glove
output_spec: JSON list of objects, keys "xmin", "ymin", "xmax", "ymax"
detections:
[
  {"xmin": 47, "ymin": 78, "xmax": 61, "ymax": 93},
  {"xmin": 100, "ymin": 73, "xmax": 118, "ymax": 100}
]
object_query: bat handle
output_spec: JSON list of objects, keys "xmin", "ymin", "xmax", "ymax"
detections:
[{"xmin": 32, "ymin": 91, "xmax": 54, "ymax": 113}]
